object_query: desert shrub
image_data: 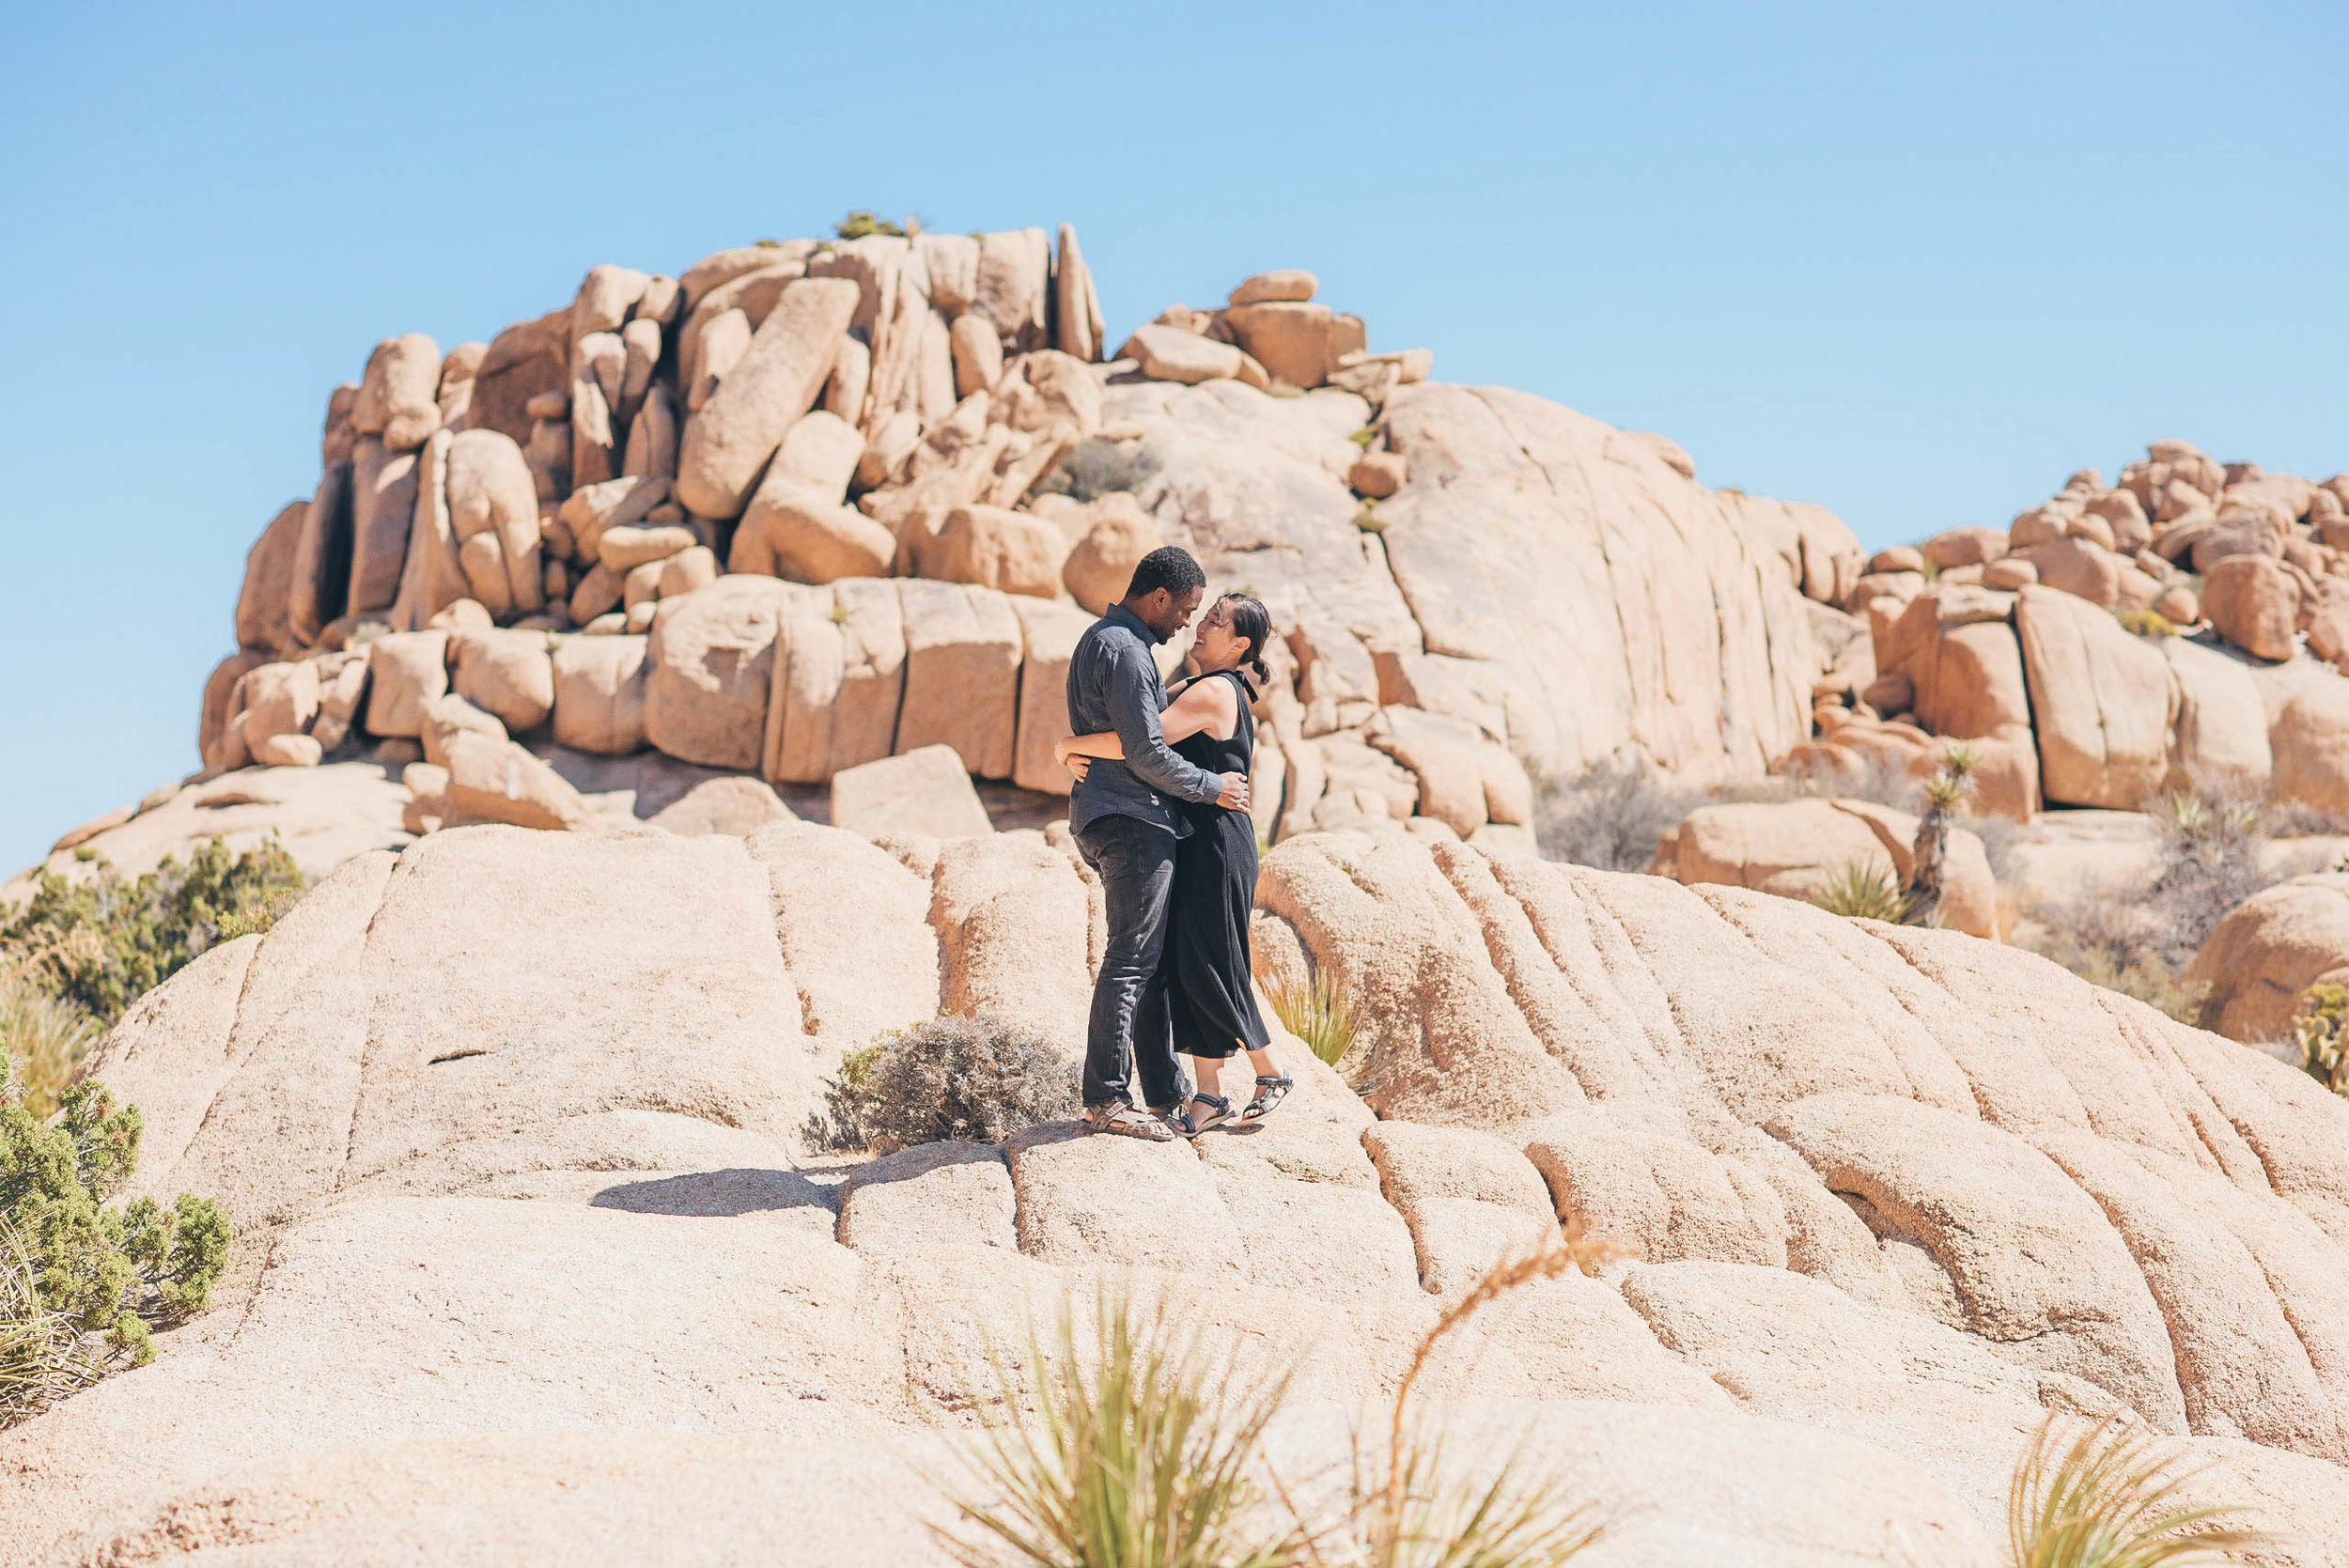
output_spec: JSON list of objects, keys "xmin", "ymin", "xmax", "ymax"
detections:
[
  {"xmin": 0, "ymin": 837, "xmax": 303, "ymax": 1027},
  {"xmin": 2292, "ymin": 984, "xmax": 2349, "ymax": 1098},
  {"xmin": 1813, "ymin": 860, "xmax": 1912, "ymax": 923},
  {"xmin": 836, "ymin": 210, "xmax": 909, "ymax": 239},
  {"xmin": 0, "ymin": 1056, "xmax": 230, "ymax": 1428},
  {"xmin": 1265, "ymin": 968, "xmax": 1358, "ymax": 1068},
  {"xmin": 1038, "ymin": 437, "xmax": 1161, "ymax": 505},
  {"xmin": 2008, "ymin": 1411, "xmax": 2261, "ymax": 1567},
  {"xmin": 2020, "ymin": 783, "xmax": 2273, "ymax": 1025},
  {"xmin": 813, "ymin": 1014, "xmax": 1078, "ymax": 1154},
  {"xmin": 2113, "ymin": 608, "xmax": 2179, "ymax": 639},
  {"xmin": 1532, "ymin": 753, "xmax": 1707, "ymax": 874},
  {"xmin": 1349, "ymin": 426, "xmax": 1377, "ymax": 449}
]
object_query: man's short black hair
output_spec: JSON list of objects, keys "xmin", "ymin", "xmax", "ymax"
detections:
[{"xmin": 1124, "ymin": 546, "xmax": 1206, "ymax": 601}]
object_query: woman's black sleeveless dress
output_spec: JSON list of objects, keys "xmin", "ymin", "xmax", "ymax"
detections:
[{"xmin": 1165, "ymin": 670, "xmax": 1271, "ymax": 1060}]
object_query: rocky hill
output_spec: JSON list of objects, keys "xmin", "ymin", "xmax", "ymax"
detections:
[
  {"xmin": 165, "ymin": 223, "xmax": 1860, "ymax": 873},
  {"xmin": 8, "ymin": 822, "xmax": 2349, "ymax": 1563},
  {"xmin": 11, "ymin": 222, "xmax": 2349, "ymax": 1561}
]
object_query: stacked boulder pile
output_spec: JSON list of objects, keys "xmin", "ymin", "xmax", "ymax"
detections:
[
  {"xmin": 1792, "ymin": 443, "xmax": 2349, "ymax": 819},
  {"xmin": 193, "ymin": 220, "xmax": 1870, "ymax": 853}
]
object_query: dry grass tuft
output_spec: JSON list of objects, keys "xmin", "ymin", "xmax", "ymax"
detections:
[
  {"xmin": 1266, "ymin": 969, "xmax": 1359, "ymax": 1068},
  {"xmin": 1321, "ymin": 1228, "xmax": 1615, "ymax": 1568},
  {"xmin": 2009, "ymin": 1411, "xmax": 2263, "ymax": 1567}
]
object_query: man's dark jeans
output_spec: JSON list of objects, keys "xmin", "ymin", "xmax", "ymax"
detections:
[{"xmin": 1074, "ymin": 814, "xmax": 1188, "ymax": 1110}]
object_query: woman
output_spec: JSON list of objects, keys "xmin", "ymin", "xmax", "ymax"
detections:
[{"xmin": 1055, "ymin": 593, "xmax": 1292, "ymax": 1133}]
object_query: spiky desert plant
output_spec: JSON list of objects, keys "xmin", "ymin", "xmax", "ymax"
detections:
[
  {"xmin": 939, "ymin": 1285, "xmax": 1311, "ymax": 1568},
  {"xmin": 1265, "ymin": 968, "xmax": 1359, "ymax": 1068},
  {"xmin": 1813, "ymin": 859, "xmax": 1912, "ymax": 923},
  {"xmin": 0, "ymin": 960, "xmax": 102, "ymax": 1119},
  {"xmin": 2009, "ymin": 1412, "xmax": 2262, "ymax": 1567}
]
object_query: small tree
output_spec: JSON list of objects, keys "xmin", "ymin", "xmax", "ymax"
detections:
[{"xmin": 1905, "ymin": 745, "xmax": 1978, "ymax": 928}]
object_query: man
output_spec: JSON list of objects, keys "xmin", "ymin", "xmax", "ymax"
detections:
[{"xmin": 1065, "ymin": 546, "xmax": 1250, "ymax": 1140}]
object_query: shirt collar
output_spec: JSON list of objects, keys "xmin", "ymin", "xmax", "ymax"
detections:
[{"xmin": 1104, "ymin": 603, "xmax": 1158, "ymax": 644}]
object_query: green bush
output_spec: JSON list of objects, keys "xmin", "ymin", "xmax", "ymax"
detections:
[
  {"xmin": 0, "ymin": 837, "xmax": 303, "ymax": 1027},
  {"xmin": 2009, "ymin": 1411, "xmax": 2260, "ymax": 1567},
  {"xmin": 812, "ymin": 1014, "xmax": 1079, "ymax": 1154},
  {"xmin": 1038, "ymin": 437, "xmax": 1161, "ymax": 504},
  {"xmin": 0, "ymin": 1055, "xmax": 229, "ymax": 1428},
  {"xmin": 837, "ymin": 210, "xmax": 910, "ymax": 239}
]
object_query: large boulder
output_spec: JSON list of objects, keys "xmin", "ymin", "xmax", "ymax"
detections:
[
  {"xmin": 2015, "ymin": 584, "xmax": 2176, "ymax": 810},
  {"xmin": 362, "ymin": 631, "xmax": 449, "ymax": 739},
  {"xmin": 1007, "ymin": 597, "xmax": 1095, "ymax": 796},
  {"xmin": 235, "ymin": 501, "xmax": 308, "ymax": 654},
  {"xmin": 1869, "ymin": 586, "xmax": 2039, "ymax": 819},
  {"xmin": 830, "ymin": 744, "xmax": 992, "ymax": 839},
  {"xmin": 675, "ymin": 277, "xmax": 859, "ymax": 519},
  {"xmin": 551, "ymin": 633, "xmax": 649, "ymax": 755},
  {"xmin": 643, "ymin": 576, "xmax": 792, "ymax": 771},
  {"xmin": 895, "ymin": 580, "xmax": 1021, "ymax": 780},
  {"xmin": 450, "ymin": 628, "xmax": 554, "ymax": 734},
  {"xmin": 927, "ymin": 505, "xmax": 1068, "ymax": 598},
  {"xmin": 2186, "ymin": 873, "xmax": 2349, "ymax": 1042},
  {"xmin": 444, "ymin": 429, "xmax": 543, "ymax": 617},
  {"xmin": 765, "ymin": 579, "xmax": 906, "ymax": 784},
  {"xmin": 351, "ymin": 333, "xmax": 442, "ymax": 452},
  {"xmin": 1222, "ymin": 301, "xmax": 1362, "ymax": 389},
  {"xmin": 2271, "ymin": 678, "xmax": 2349, "ymax": 819},
  {"xmin": 2203, "ymin": 554, "xmax": 2301, "ymax": 662}
]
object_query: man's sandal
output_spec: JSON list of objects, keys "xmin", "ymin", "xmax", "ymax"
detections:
[
  {"xmin": 1084, "ymin": 1101, "xmax": 1177, "ymax": 1141},
  {"xmin": 1242, "ymin": 1076, "xmax": 1294, "ymax": 1122},
  {"xmin": 1186, "ymin": 1093, "xmax": 1236, "ymax": 1135}
]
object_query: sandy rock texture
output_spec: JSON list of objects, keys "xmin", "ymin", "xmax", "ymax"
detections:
[{"xmin": 5, "ymin": 825, "xmax": 2347, "ymax": 1563}]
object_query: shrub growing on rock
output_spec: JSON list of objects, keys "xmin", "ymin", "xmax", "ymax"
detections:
[
  {"xmin": 1039, "ymin": 438, "xmax": 1160, "ymax": 505},
  {"xmin": 1812, "ymin": 860, "xmax": 1912, "ymax": 924},
  {"xmin": 0, "ymin": 1056, "xmax": 230, "ymax": 1428},
  {"xmin": 1533, "ymin": 753, "xmax": 1706, "ymax": 874},
  {"xmin": 814, "ymin": 1014, "xmax": 1078, "ymax": 1154},
  {"xmin": 2007, "ymin": 1410, "xmax": 2261, "ymax": 1566},
  {"xmin": 0, "ymin": 836, "xmax": 303, "ymax": 1026}
]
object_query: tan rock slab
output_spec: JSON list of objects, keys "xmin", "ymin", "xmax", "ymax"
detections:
[{"xmin": 830, "ymin": 744, "xmax": 991, "ymax": 840}]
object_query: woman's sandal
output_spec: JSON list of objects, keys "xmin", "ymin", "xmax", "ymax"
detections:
[
  {"xmin": 1084, "ymin": 1101, "xmax": 1177, "ymax": 1141},
  {"xmin": 1186, "ymin": 1093, "xmax": 1236, "ymax": 1135},
  {"xmin": 1242, "ymin": 1076, "xmax": 1294, "ymax": 1122}
]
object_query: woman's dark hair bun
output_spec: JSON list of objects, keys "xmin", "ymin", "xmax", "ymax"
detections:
[{"xmin": 1219, "ymin": 592, "xmax": 1274, "ymax": 687}]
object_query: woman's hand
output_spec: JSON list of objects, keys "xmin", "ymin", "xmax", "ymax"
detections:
[{"xmin": 1065, "ymin": 755, "xmax": 1091, "ymax": 783}]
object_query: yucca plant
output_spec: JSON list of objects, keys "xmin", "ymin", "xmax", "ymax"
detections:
[
  {"xmin": 938, "ymin": 1286, "xmax": 1311, "ymax": 1568},
  {"xmin": 1812, "ymin": 859, "xmax": 1912, "ymax": 923},
  {"xmin": 1266, "ymin": 968, "xmax": 1359, "ymax": 1068},
  {"xmin": 2009, "ymin": 1412, "xmax": 2263, "ymax": 1567}
]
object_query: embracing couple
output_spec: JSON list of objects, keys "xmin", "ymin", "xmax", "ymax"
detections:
[{"xmin": 1055, "ymin": 545, "xmax": 1290, "ymax": 1141}]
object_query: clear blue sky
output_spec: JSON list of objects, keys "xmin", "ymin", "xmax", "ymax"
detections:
[{"xmin": 4, "ymin": 1, "xmax": 2343, "ymax": 877}]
